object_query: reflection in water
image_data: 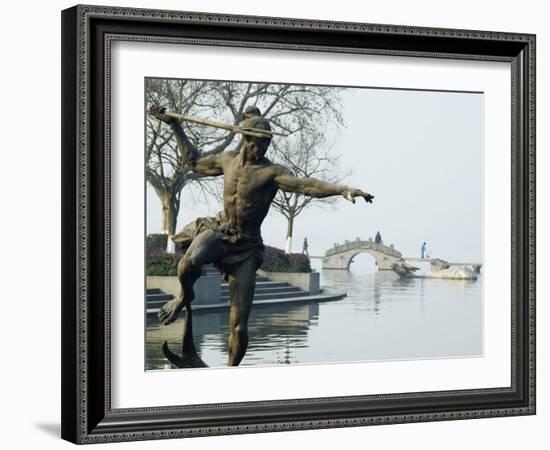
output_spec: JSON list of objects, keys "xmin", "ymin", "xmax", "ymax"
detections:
[
  {"xmin": 147, "ymin": 302, "xmax": 320, "ymax": 369},
  {"xmin": 146, "ymin": 270, "xmax": 482, "ymax": 370}
]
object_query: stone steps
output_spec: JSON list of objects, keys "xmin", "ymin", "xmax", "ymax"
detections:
[
  {"xmin": 146, "ymin": 288, "xmax": 163, "ymax": 295},
  {"xmin": 221, "ymin": 282, "xmax": 293, "ymax": 293},
  {"xmin": 220, "ymin": 289, "xmax": 305, "ymax": 302},
  {"xmin": 147, "ymin": 290, "xmax": 346, "ymax": 314},
  {"xmin": 146, "ymin": 272, "xmax": 308, "ymax": 310},
  {"xmin": 220, "ymin": 289, "xmax": 301, "ymax": 299},
  {"xmin": 147, "ymin": 287, "xmax": 306, "ymax": 307},
  {"xmin": 147, "ymin": 293, "xmax": 174, "ymax": 302}
]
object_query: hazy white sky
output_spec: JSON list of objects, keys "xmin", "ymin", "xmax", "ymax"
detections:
[{"xmin": 147, "ymin": 86, "xmax": 483, "ymax": 262}]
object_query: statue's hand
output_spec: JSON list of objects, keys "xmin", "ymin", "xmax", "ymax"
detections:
[
  {"xmin": 148, "ymin": 105, "xmax": 173, "ymax": 123},
  {"xmin": 343, "ymin": 188, "xmax": 374, "ymax": 204},
  {"xmin": 362, "ymin": 192, "xmax": 375, "ymax": 203}
]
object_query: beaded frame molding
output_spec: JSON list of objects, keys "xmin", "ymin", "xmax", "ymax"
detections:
[{"xmin": 61, "ymin": 4, "xmax": 536, "ymax": 444}]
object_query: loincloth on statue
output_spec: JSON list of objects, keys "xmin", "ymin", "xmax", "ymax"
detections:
[{"xmin": 172, "ymin": 212, "xmax": 264, "ymax": 278}]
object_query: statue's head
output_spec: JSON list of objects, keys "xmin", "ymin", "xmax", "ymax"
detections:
[{"xmin": 241, "ymin": 106, "xmax": 272, "ymax": 162}]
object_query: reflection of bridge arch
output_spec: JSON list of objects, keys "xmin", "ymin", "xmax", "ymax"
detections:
[{"xmin": 322, "ymin": 238, "xmax": 402, "ymax": 271}]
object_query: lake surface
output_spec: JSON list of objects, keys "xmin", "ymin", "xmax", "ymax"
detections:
[{"xmin": 146, "ymin": 261, "xmax": 483, "ymax": 370}]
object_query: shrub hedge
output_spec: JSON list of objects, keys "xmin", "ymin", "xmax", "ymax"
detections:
[
  {"xmin": 146, "ymin": 244, "xmax": 311, "ymax": 276},
  {"xmin": 261, "ymin": 245, "xmax": 311, "ymax": 273},
  {"xmin": 146, "ymin": 234, "xmax": 168, "ymax": 253},
  {"xmin": 146, "ymin": 249, "xmax": 180, "ymax": 276}
]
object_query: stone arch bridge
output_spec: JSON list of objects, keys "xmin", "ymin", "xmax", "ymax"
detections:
[{"xmin": 322, "ymin": 238, "xmax": 402, "ymax": 271}]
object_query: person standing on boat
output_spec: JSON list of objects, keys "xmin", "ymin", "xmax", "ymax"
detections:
[{"xmin": 421, "ymin": 241, "xmax": 427, "ymax": 259}]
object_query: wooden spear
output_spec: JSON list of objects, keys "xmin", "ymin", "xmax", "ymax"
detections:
[{"xmin": 146, "ymin": 109, "xmax": 289, "ymax": 138}]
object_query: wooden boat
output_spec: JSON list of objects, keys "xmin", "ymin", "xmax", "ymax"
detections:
[{"xmin": 391, "ymin": 261, "xmax": 420, "ymax": 278}]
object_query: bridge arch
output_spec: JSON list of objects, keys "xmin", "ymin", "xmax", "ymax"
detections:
[
  {"xmin": 346, "ymin": 251, "xmax": 378, "ymax": 272},
  {"xmin": 322, "ymin": 238, "xmax": 402, "ymax": 271}
]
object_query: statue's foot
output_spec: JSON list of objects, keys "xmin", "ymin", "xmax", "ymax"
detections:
[
  {"xmin": 162, "ymin": 341, "xmax": 208, "ymax": 368},
  {"xmin": 158, "ymin": 299, "xmax": 184, "ymax": 325}
]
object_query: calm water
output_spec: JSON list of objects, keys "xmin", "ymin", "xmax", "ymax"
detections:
[{"xmin": 146, "ymin": 260, "xmax": 483, "ymax": 370}]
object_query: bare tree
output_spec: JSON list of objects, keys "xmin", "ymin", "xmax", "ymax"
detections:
[
  {"xmin": 146, "ymin": 79, "xmax": 236, "ymax": 250},
  {"xmin": 270, "ymin": 125, "xmax": 348, "ymax": 253},
  {"xmin": 145, "ymin": 79, "xmax": 344, "ymax": 252}
]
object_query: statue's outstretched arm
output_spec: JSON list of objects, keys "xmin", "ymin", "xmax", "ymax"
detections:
[
  {"xmin": 275, "ymin": 171, "xmax": 374, "ymax": 204},
  {"xmin": 148, "ymin": 106, "xmax": 224, "ymax": 176}
]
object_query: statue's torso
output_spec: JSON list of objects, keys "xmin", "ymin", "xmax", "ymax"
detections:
[{"xmin": 222, "ymin": 156, "xmax": 278, "ymax": 239}]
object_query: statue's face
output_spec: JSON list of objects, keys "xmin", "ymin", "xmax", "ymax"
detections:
[
  {"xmin": 241, "ymin": 114, "xmax": 271, "ymax": 163},
  {"xmin": 243, "ymin": 136, "xmax": 270, "ymax": 162}
]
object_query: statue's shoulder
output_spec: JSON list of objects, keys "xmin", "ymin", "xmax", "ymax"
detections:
[
  {"xmin": 224, "ymin": 150, "xmax": 239, "ymax": 157},
  {"xmin": 260, "ymin": 158, "xmax": 282, "ymax": 171},
  {"xmin": 220, "ymin": 150, "xmax": 239, "ymax": 161},
  {"xmin": 269, "ymin": 162, "xmax": 292, "ymax": 177}
]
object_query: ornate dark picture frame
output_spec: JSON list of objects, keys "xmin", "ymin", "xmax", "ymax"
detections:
[{"xmin": 61, "ymin": 4, "xmax": 536, "ymax": 444}]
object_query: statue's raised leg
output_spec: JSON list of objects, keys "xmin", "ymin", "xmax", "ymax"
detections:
[
  {"xmin": 158, "ymin": 229, "xmax": 224, "ymax": 325},
  {"xmin": 159, "ymin": 229, "xmax": 224, "ymax": 367}
]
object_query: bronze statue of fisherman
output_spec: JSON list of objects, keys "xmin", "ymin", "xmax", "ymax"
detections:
[{"xmin": 148, "ymin": 105, "xmax": 374, "ymax": 368}]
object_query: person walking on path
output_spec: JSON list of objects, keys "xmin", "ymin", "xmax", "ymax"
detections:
[{"xmin": 302, "ymin": 237, "xmax": 309, "ymax": 256}]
